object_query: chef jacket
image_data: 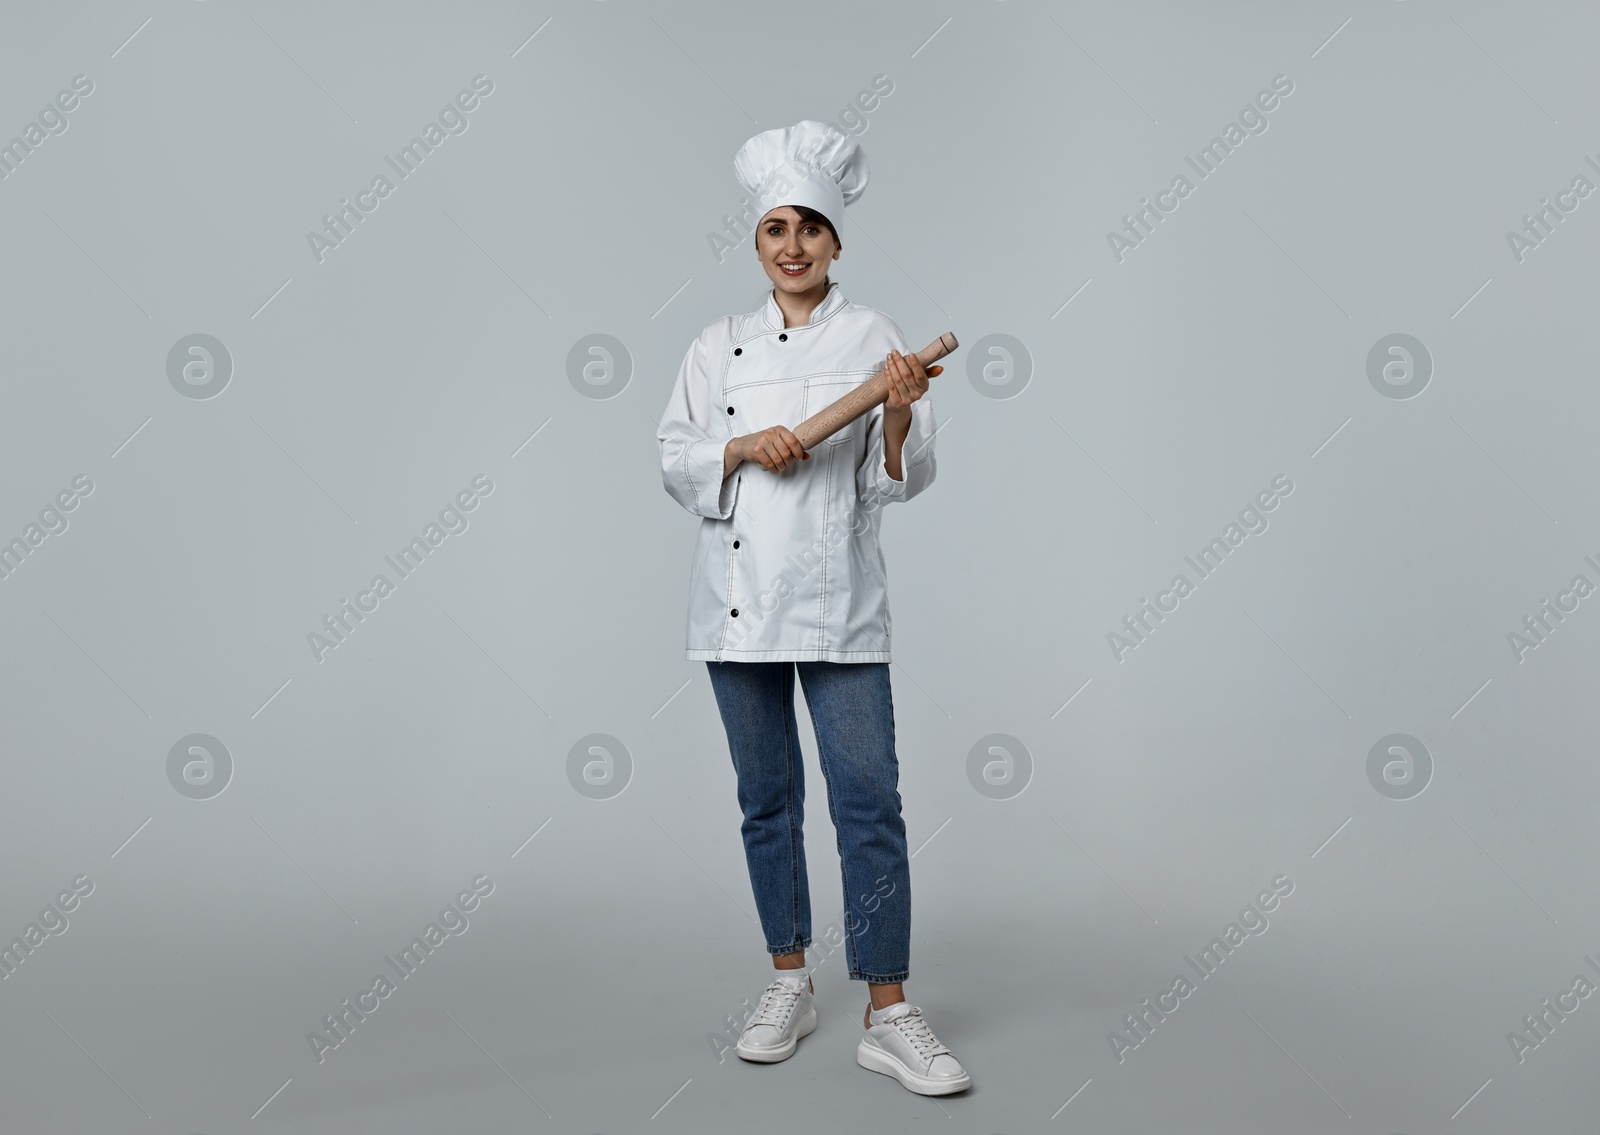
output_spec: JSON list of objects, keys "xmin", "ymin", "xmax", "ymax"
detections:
[{"xmin": 656, "ymin": 281, "xmax": 937, "ymax": 662}]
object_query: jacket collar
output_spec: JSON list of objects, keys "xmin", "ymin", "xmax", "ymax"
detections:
[{"xmin": 758, "ymin": 280, "xmax": 847, "ymax": 331}]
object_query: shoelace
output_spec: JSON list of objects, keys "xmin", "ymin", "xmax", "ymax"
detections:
[
  {"xmin": 746, "ymin": 980, "xmax": 804, "ymax": 1029},
  {"xmin": 882, "ymin": 1006, "xmax": 951, "ymax": 1059}
]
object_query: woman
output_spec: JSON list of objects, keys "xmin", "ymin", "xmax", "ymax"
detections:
[{"xmin": 655, "ymin": 121, "xmax": 969, "ymax": 1096}]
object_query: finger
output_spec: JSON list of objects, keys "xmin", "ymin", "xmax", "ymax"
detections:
[
  {"xmin": 926, "ymin": 365, "xmax": 943, "ymax": 377},
  {"xmin": 772, "ymin": 430, "xmax": 796, "ymax": 464},
  {"xmin": 889, "ymin": 366, "xmax": 908, "ymax": 405}
]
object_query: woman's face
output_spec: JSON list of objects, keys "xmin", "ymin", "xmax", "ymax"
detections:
[{"xmin": 755, "ymin": 206, "xmax": 839, "ymax": 295}]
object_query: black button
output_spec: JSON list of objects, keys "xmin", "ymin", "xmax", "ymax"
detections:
[
  {"xmin": 727, "ymin": 406, "xmax": 734, "ymax": 414},
  {"xmin": 733, "ymin": 540, "xmax": 740, "ymax": 549},
  {"xmin": 730, "ymin": 608, "xmax": 740, "ymax": 617},
  {"xmin": 733, "ymin": 347, "xmax": 742, "ymax": 355},
  {"xmin": 778, "ymin": 333, "xmax": 787, "ymax": 342}
]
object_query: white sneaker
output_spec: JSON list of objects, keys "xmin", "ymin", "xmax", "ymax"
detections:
[
  {"xmin": 857, "ymin": 1003, "xmax": 971, "ymax": 1095},
  {"xmin": 735, "ymin": 972, "xmax": 818, "ymax": 1063}
]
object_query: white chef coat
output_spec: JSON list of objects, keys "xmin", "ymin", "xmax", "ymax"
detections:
[{"xmin": 656, "ymin": 282, "xmax": 937, "ymax": 662}]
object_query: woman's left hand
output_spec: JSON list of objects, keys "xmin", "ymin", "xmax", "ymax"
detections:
[{"xmin": 884, "ymin": 349, "xmax": 941, "ymax": 413}]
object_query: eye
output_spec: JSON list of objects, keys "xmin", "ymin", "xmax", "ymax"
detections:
[{"xmin": 803, "ymin": 225, "xmax": 819, "ymax": 235}]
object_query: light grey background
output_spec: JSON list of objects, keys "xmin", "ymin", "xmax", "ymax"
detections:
[{"xmin": 1, "ymin": 1, "xmax": 1596, "ymax": 1131}]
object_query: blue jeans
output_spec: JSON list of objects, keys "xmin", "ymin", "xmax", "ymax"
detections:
[{"xmin": 704, "ymin": 661, "xmax": 911, "ymax": 983}]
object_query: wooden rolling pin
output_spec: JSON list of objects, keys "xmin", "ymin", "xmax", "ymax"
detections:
[{"xmin": 792, "ymin": 332, "xmax": 959, "ymax": 450}]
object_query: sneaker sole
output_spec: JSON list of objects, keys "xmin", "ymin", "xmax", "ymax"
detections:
[
  {"xmin": 735, "ymin": 1005, "xmax": 818, "ymax": 1063},
  {"xmin": 856, "ymin": 1038, "xmax": 972, "ymax": 1095}
]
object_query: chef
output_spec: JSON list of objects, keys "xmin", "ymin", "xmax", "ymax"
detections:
[{"xmin": 655, "ymin": 120, "xmax": 970, "ymax": 1097}]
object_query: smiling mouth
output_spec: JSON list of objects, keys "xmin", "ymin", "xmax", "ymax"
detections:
[{"xmin": 778, "ymin": 262, "xmax": 810, "ymax": 276}]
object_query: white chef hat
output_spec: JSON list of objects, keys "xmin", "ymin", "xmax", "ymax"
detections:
[{"xmin": 733, "ymin": 120, "xmax": 869, "ymax": 237}]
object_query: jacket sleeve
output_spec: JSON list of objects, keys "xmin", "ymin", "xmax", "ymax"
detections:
[
  {"xmin": 658, "ymin": 326, "xmax": 739, "ymax": 520},
  {"xmin": 856, "ymin": 320, "xmax": 937, "ymax": 507}
]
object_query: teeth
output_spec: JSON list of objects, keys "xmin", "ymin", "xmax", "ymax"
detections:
[{"xmin": 781, "ymin": 263, "xmax": 808, "ymax": 270}]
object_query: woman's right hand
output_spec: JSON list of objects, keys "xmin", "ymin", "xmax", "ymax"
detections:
[{"xmin": 731, "ymin": 426, "xmax": 810, "ymax": 473}]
